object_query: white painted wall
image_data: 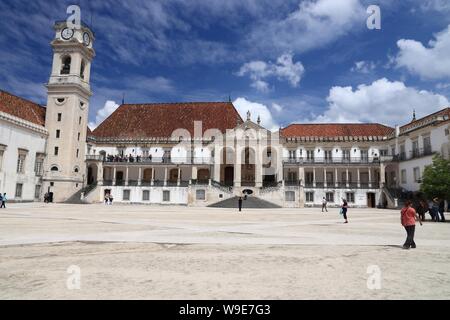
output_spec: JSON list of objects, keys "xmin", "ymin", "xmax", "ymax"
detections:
[{"xmin": 0, "ymin": 118, "xmax": 47, "ymax": 201}]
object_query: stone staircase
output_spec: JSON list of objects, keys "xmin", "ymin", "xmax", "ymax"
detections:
[
  {"xmin": 64, "ymin": 183, "xmax": 98, "ymax": 204},
  {"xmin": 208, "ymin": 196, "xmax": 281, "ymax": 208}
]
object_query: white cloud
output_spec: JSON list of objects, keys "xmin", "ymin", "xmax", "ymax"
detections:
[
  {"xmin": 395, "ymin": 25, "xmax": 450, "ymax": 79},
  {"xmin": 237, "ymin": 53, "xmax": 304, "ymax": 92},
  {"xmin": 351, "ymin": 61, "xmax": 376, "ymax": 74},
  {"xmin": 248, "ymin": 0, "xmax": 365, "ymax": 54},
  {"xmin": 314, "ymin": 78, "xmax": 449, "ymax": 126},
  {"xmin": 233, "ymin": 97, "xmax": 279, "ymax": 130},
  {"xmin": 89, "ymin": 100, "xmax": 120, "ymax": 130},
  {"xmin": 272, "ymin": 103, "xmax": 283, "ymax": 113}
]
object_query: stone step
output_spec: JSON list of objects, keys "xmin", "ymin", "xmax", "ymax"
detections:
[{"xmin": 208, "ymin": 196, "xmax": 281, "ymax": 209}]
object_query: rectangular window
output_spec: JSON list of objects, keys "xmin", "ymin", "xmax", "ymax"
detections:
[
  {"xmin": 360, "ymin": 149, "xmax": 368, "ymax": 162},
  {"xmin": 196, "ymin": 189, "xmax": 206, "ymax": 200},
  {"xmin": 401, "ymin": 169, "xmax": 407, "ymax": 184},
  {"xmin": 163, "ymin": 190, "xmax": 170, "ymax": 202},
  {"xmin": 79, "ymin": 116, "xmax": 82, "ymax": 125},
  {"xmin": 343, "ymin": 150, "xmax": 350, "ymax": 161},
  {"xmin": 34, "ymin": 157, "xmax": 44, "ymax": 176},
  {"xmin": 285, "ymin": 191, "xmax": 295, "ymax": 201},
  {"xmin": 54, "ymin": 147, "xmax": 59, "ymax": 156},
  {"xmin": 76, "ymin": 149, "xmax": 79, "ymax": 158},
  {"xmin": 346, "ymin": 192, "xmax": 355, "ymax": 203},
  {"xmin": 35, "ymin": 185, "xmax": 41, "ymax": 199},
  {"xmin": 413, "ymin": 167, "xmax": 421, "ymax": 182},
  {"xmin": 306, "ymin": 150, "xmax": 314, "ymax": 161},
  {"xmin": 123, "ymin": 190, "xmax": 130, "ymax": 201},
  {"xmin": 305, "ymin": 172, "xmax": 314, "ymax": 184},
  {"xmin": 305, "ymin": 192, "xmax": 314, "ymax": 203},
  {"xmin": 142, "ymin": 190, "xmax": 150, "ymax": 201},
  {"xmin": 380, "ymin": 149, "xmax": 388, "ymax": 156},
  {"xmin": 57, "ymin": 113, "xmax": 62, "ymax": 121},
  {"xmin": 324, "ymin": 150, "xmax": 332, "ymax": 162},
  {"xmin": 423, "ymin": 136, "xmax": 431, "ymax": 154},
  {"xmin": 288, "ymin": 150, "xmax": 296, "ymax": 159},
  {"xmin": 325, "ymin": 192, "xmax": 334, "ymax": 203},
  {"xmin": 412, "ymin": 140, "xmax": 419, "ymax": 157},
  {"xmin": 56, "ymin": 130, "xmax": 60, "ymax": 138},
  {"xmin": 17, "ymin": 153, "xmax": 26, "ymax": 173},
  {"xmin": 400, "ymin": 144, "xmax": 406, "ymax": 160},
  {"xmin": 15, "ymin": 183, "xmax": 23, "ymax": 198},
  {"xmin": 77, "ymin": 132, "xmax": 80, "ymax": 141}
]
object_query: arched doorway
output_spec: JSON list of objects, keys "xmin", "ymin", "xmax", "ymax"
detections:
[
  {"xmin": 220, "ymin": 147, "xmax": 235, "ymax": 186},
  {"xmin": 241, "ymin": 147, "xmax": 255, "ymax": 186},
  {"xmin": 143, "ymin": 168, "xmax": 152, "ymax": 184},
  {"xmin": 87, "ymin": 164, "xmax": 98, "ymax": 185},
  {"xmin": 262, "ymin": 147, "xmax": 277, "ymax": 186},
  {"xmin": 198, "ymin": 169, "xmax": 210, "ymax": 182},
  {"xmin": 169, "ymin": 168, "xmax": 179, "ymax": 183}
]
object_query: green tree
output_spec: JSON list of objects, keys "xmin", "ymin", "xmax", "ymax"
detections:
[{"xmin": 420, "ymin": 155, "xmax": 450, "ymax": 200}]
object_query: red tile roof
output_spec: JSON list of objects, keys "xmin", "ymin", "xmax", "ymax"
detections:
[
  {"xmin": 92, "ymin": 102, "xmax": 242, "ymax": 139},
  {"xmin": 281, "ymin": 123, "xmax": 394, "ymax": 138},
  {"xmin": 400, "ymin": 107, "xmax": 450, "ymax": 133},
  {"xmin": 0, "ymin": 90, "xmax": 46, "ymax": 126}
]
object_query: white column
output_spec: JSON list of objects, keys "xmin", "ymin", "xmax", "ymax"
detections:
[
  {"xmin": 368, "ymin": 167, "xmax": 372, "ymax": 188},
  {"xmin": 335, "ymin": 168, "xmax": 338, "ymax": 188},
  {"xmin": 214, "ymin": 147, "xmax": 221, "ymax": 182},
  {"xmin": 313, "ymin": 167, "xmax": 316, "ymax": 187},
  {"xmin": 346, "ymin": 168, "xmax": 349, "ymax": 188},
  {"xmin": 357, "ymin": 168, "xmax": 361, "ymax": 188},
  {"xmin": 192, "ymin": 166, "xmax": 198, "ymax": 180},
  {"xmin": 112, "ymin": 167, "xmax": 117, "ymax": 186},
  {"xmin": 125, "ymin": 167, "xmax": 129, "ymax": 186},
  {"xmin": 323, "ymin": 168, "xmax": 327, "ymax": 188},
  {"xmin": 235, "ymin": 147, "xmax": 241, "ymax": 187},
  {"xmin": 255, "ymin": 146, "xmax": 262, "ymax": 188},
  {"xmin": 164, "ymin": 167, "xmax": 168, "ymax": 186},
  {"xmin": 298, "ymin": 167, "xmax": 305, "ymax": 187},
  {"xmin": 138, "ymin": 167, "xmax": 142, "ymax": 186},
  {"xmin": 380, "ymin": 163, "xmax": 386, "ymax": 187},
  {"xmin": 151, "ymin": 167, "xmax": 155, "ymax": 186},
  {"xmin": 97, "ymin": 163, "xmax": 104, "ymax": 186},
  {"xmin": 177, "ymin": 167, "xmax": 181, "ymax": 186}
]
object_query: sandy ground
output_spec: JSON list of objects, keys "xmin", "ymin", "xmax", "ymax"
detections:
[{"xmin": 0, "ymin": 203, "xmax": 449, "ymax": 299}]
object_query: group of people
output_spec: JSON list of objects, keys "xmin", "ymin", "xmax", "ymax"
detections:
[
  {"xmin": 104, "ymin": 194, "xmax": 114, "ymax": 205},
  {"xmin": 321, "ymin": 197, "xmax": 349, "ymax": 223},
  {"xmin": 0, "ymin": 193, "xmax": 7, "ymax": 208},
  {"xmin": 105, "ymin": 154, "xmax": 145, "ymax": 163},
  {"xmin": 415, "ymin": 198, "xmax": 446, "ymax": 222}
]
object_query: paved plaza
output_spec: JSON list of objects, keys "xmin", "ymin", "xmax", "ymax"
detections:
[{"xmin": 1, "ymin": 203, "xmax": 450, "ymax": 299}]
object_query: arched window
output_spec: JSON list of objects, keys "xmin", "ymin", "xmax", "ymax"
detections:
[
  {"xmin": 51, "ymin": 166, "xmax": 59, "ymax": 172},
  {"xmin": 80, "ymin": 60, "xmax": 85, "ymax": 79},
  {"xmin": 74, "ymin": 167, "xmax": 79, "ymax": 173},
  {"xmin": 61, "ymin": 56, "xmax": 71, "ymax": 75}
]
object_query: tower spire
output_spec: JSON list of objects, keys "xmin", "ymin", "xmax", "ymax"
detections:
[{"xmin": 412, "ymin": 109, "xmax": 416, "ymax": 121}]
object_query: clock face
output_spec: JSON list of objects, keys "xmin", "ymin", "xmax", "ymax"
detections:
[
  {"xmin": 83, "ymin": 32, "xmax": 91, "ymax": 46},
  {"xmin": 61, "ymin": 28, "xmax": 74, "ymax": 40}
]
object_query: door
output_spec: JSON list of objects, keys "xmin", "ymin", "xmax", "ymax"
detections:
[
  {"xmin": 116, "ymin": 171, "xmax": 124, "ymax": 184},
  {"xmin": 224, "ymin": 166, "xmax": 234, "ymax": 186},
  {"xmin": 367, "ymin": 193, "xmax": 376, "ymax": 208}
]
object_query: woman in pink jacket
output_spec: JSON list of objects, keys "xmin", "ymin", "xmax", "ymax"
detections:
[{"xmin": 401, "ymin": 200, "xmax": 422, "ymax": 249}]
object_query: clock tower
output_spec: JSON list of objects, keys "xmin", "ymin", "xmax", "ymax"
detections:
[{"xmin": 43, "ymin": 21, "xmax": 95, "ymax": 202}]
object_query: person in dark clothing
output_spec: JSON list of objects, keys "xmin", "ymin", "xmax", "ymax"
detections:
[
  {"xmin": 1, "ymin": 193, "xmax": 6, "ymax": 208},
  {"xmin": 341, "ymin": 198, "xmax": 348, "ymax": 223},
  {"xmin": 238, "ymin": 197, "xmax": 243, "ymax": 212},
  {"xmin": 416, "ymin": 200, "xmax": 427, "ymax": 222},
  {"xmin": 438, "ymin": 199, "xmax": 446, "ymax": 222},
  {"xmin": 431, "ymin": 198, "xmax": 440, "ymax": 221}
]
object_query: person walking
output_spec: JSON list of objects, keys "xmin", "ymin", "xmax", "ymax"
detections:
[
  {"xmin": 438, "ymin": 199, "xmax": 446, "ymax": 222},
  {"xmin": 341, "ymin": 198, "xmax": 348, "ymax": 223},
  {"xmin": 1, "ymin": 193, "xmax": 6, "ymax": 208},
  {"xmin": 104, "ymin": 194, "xmax": 109, "ymax": 205},
  {"xmin": 401, "ymin": 200, "xmax": 422, "ymax": 249},
  {"xmin": 238, "ymin": 197, "xmax": 243, "ymax": 212},
  {"xmin": 0, "ymin": 193, "xmax": 3, "ymax": 208},
  {"xmin": 431, "ymin": 198, "xmax": 440, "ymax": 221},
  {"xmin": 109, "ymin": 195, "xmax": 114, "ymax": 205},
  {"xmin": 321, "ymin": 197, "xmax": 328, "ymax": 212}
]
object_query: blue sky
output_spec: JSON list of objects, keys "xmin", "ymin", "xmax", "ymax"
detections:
[{"xmin": 1, "ymin": 0, "xmax": 450, "ymax": 130}]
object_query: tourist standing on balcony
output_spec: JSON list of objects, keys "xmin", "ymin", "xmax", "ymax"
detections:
[
  {"xmin": 322, "ymin": 197, "xmax": 328, "ymax": 212},
  {"xmin": 238, "ymin": 197, "xmax": 243, "ymax": 212},
  {"xmin": 438, "ymin": 199, "xmax": 446, "ymax": 222},
  {"xmin": 341, "ymin": 198, "xmax": 348, "ymax": 223},
  {"xmin": 401, "ymin": 200, "xmax": 422, "ymax": 249}
]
